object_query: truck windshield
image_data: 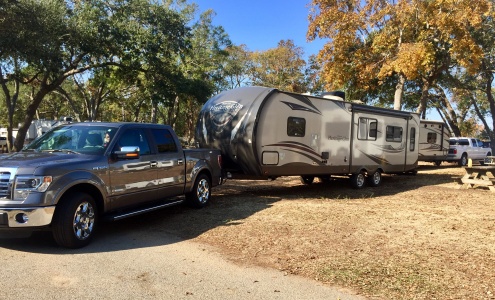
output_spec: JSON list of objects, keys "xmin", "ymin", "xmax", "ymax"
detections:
[{"xmin": 23, "ymin": 124, "xmax": 117, "ymax": 155}]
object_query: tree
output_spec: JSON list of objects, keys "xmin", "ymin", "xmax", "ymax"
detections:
[
  {"xmin": 219, "ymin": 44, "xmax": 251, "ymax": 91},
  {"xmin": 249, "ymin": 40, "xmax": 307, "ymax": 93},
  {"xmin": 308, "ymin": 0, "xmax": 492, "ymax": 116},
  {"xmin": 0, "ymin": 0, "xmax": 190, "ymax": 151}
]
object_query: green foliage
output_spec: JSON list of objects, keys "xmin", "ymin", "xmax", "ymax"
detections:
[{"xmin": 249, "ymin": 39, "xmax": 307, "ymax": 93}]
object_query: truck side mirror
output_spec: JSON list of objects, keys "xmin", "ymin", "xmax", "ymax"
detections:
[
  {"xmin": 113, "ymin": 146, "xmax": 140, "ymax": 160},
  {"xmin": 321, "ymin": 152, "xmax": 329, "ymax": 159}
]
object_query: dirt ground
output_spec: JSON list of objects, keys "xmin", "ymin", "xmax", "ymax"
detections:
[{"xmin": 162, "ymin": 162, "xmax": 495, "ymax": 300}]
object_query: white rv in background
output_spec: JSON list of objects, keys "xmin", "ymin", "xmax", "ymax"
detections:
[
  {"xmin": 418, "ymin": 120, "xmax": 451, "ymax": 166},
  {"xmin": 196, "ymin": 86, "xmax": 420, "ymax": 189}
]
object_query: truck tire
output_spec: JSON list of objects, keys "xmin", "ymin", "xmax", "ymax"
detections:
[
  {"xmin": 52, "ymin": 193, "xmax": 97, "ymax": 248},
  {"xmin": 350, "ymin": 172, "xmax": 366, "ymax": 189},
  {"xmin": 459, "ymin": 154, "xmax": 468, "ymax": 166},
  {"xmin": 367, "ymin": 170, "xmax": 382, "ymax": 187},
  {"xmin": 300, "ymin": 176, "xmax": 315, "ymax": 185},
  {"xmin": 186, "ymin": 174, "xmax": 211, "ymax": 208}
]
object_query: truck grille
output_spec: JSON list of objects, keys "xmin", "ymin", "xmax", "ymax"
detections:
[{"xmin": 0, "ymin": 170, "xmax": 14, "ymax": 198}]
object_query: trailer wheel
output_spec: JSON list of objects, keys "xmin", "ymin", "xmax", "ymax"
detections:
[
  {"xmin": 459, "ymin": 154, "xmax": 468, "ymax": 166},
  {"xmin": 186, "ymin": 174, "xmax": 211, "ymax": 208},
  {"xmin": 350, "ymin": 172, "xmax": 366, "ymax": 189},
  {"xmin": 52, "ymin": 192, "xmax": 97, "ymax": 249},
  {"xmin": 300, "ymin": 176, "xmax": 315, "ymax": 185},
  {"xmin": 367, "ymin": 171, "xmax": 382, "ymax": 187}
]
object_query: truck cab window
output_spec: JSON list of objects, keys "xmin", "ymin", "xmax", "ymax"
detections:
[
  {"xmin": 287, "ymin": 117, "xmax": 305, "ymax": 137},
  {"xmin": 152, "ymin": 129, "xmax": 178, "ymax": 153},
  {"xmin": 116, "ymin": 129, "xmax": 151, "ymax": 155}
]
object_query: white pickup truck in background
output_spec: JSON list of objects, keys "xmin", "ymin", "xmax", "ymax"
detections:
[{"xmin": 447, "ymin": 137, "xmax": 492, "ymax": 166}]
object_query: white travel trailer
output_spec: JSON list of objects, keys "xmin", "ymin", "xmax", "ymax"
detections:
[
  {"xmin": 418, "ymin": 120, "xmax": 451, "ymax": 166},
  {"xmin": 195, "ymin": 86, "xmax": 420, "ymax": 188}
]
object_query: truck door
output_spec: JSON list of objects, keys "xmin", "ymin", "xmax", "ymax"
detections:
[
  {"xmin": 471, "ymin": 138, "xmax": 480, "ymax": 159},
  {"xmin": 108, "ymin": 128, "xmax": 158, "ymax": 209},
  {"xmin": 150, "ymin": 128, "xmax": 186, "ymax": 197}
]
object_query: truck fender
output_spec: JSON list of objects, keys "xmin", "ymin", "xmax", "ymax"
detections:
[
  {"xmin": 186, "ymin": 160, "xmax": 212, "ymax": 193},
  {"xmin": 48, "ymin": 171, "xmax": 108, "ymax": 210}
]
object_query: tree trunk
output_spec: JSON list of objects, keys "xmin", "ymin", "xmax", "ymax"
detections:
[
  {"xmin": 416, "ymin": 80, "xmax": 430, "ymax": 119},
  {"xmin": 394, "ymin": 73, "xmax": 405, "ymax": 110}
]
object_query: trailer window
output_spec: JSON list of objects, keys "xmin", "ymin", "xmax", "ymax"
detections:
[
  {"xmin": 427, "ymin": 132, "xmax": 437, "ymax": 144},
  {"xmin": 386, "ymin": 126, "xmax": 402, "ymax": 142},
  {"xmin": 358, "ymin": 118, "xmax": 377, "ymax": 140},
  {"xmin": 410, "ymin": 127, "xmax": 416, "ymax": 151},
  {"xmin": 287, "ymin": 117, "xmax": 305, "ymax": 137}
]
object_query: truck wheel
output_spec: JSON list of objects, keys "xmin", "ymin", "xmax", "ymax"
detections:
[
  {"xmin": 52, "ymin": 193, "xmax": 97, "ymax": 248},
  {"xmin": 367, "ymin": 171, "xmax": 382, "ymax": 187},
  {"xmin": 186, "ymin": 174, "xmax": 211, "ymax": 208},
  {"xmin": 350, "ymin": 172, "xmax": 366, "ymax": 189},
  {"xmin": 459, "ymin": 154, "xmax": 468, "ymax": 166},
  {"xmin": 300, "ymin": 176, "xmax": 315, "ymax": 185}
]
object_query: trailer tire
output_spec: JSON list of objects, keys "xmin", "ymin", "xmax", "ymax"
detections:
[
  {"xmin": 350, "ymin": 172, "xmax": 366, "ymax": 189},
  {"xmin": 52, "ymin": 192, "xmax": 97, "ymax": 249},
  {"xmin": 300, "ymin": 176, "xmax": 315, "ymax": 185},
  {"xmin": 186, "ymin": 174, "xmax": 211, "ymax": 208},
  {"xmin": 367, "ymin": 171, "xmax": 382, "ymax": 187},
  {"xmin": 459, "ymin": 154, "xmax": 468, "ymax": 166}
]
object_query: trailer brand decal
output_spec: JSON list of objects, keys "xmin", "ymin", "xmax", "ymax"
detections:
[
  {"xmin": 280, "ymin": 101, "xmax": 321, "ymax": 115},
  {"xmin": 209, "ymin": 101, "xmax": 243, "ymax": 127},
  {"xmin": 328, "ymin": 135, "xmax": 349, "ymax": 141}
]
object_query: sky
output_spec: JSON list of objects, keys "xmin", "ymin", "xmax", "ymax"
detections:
[{"xmin": 192, "ymin": 0, "xmax": 327, "ymax": 59}]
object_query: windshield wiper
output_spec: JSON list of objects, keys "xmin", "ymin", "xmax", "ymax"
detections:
[{"xmin": 42, "ymin": 149, "xmax": 80, "ymax": 154}]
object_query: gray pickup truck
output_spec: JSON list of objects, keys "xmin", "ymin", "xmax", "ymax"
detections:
[{"xmin": 0, "ymin": 122, "xmax": 223, "ymax": 248}]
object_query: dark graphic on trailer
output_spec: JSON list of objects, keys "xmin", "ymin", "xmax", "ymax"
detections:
[{"xmin": 208, "ymin": 101, "xmax": 243, "ymax": 131}]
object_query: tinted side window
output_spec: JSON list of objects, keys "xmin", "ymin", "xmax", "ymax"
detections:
[
  {"xmin": 410, "ymin": 127, "xmax": 416, "ymax": 151},
  {"xmin": 386, "ymin": 126, "xmax": 402, "ymax": 142},
  {"xmin": 287, "ymin": 117, "xmax": 305, "ymax": 137},
  {"xmin": 358, "ymin": 117, "xmax": 377, "ymax": 141},
  {"xmin": 152, "ymin": 129, "xmax": 178, "ymax": 153},
  {"xmin": 116, "ymin": 128, "xmax": 151, "ymax": 155}
]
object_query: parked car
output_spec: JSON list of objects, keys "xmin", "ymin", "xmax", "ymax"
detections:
[
  {"xmin": 446, "ymin": 137, "xmax": 492, "ymax": 166},
  {"xmin": 0, "ymin": 122, "xmax": 223, "ymax": 248}
]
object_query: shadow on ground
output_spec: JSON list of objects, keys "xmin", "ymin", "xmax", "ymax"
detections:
[{"xmin": 0, "ymin": 166, "xmax": 461, "ymax": 254}]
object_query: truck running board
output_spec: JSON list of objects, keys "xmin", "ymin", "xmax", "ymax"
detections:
[{"xmin": 104, "ymin": 199, "xmax": 185, "ymax": 222}]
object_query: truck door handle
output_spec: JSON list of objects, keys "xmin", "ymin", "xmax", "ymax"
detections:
[
  {"xmin": 178, "ymin": 159, "xmax": 184, "ymax": 165},
  {"xmin": 150, "ymin": 161, "xmax": 158, "ymax": 168}
]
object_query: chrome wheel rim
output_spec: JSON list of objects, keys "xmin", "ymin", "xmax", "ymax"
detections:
[
  {"xmin": 73, "ymin": 201, "xmax": 95, "ymax": 240},
  {"xmin": 197, "ymin": 178, "xmax": 210, "ymax": 204}
]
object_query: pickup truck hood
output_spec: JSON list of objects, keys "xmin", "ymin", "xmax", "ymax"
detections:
[{"xmin": 0, "ymin": 152, "xmax": 96, "ymax": 168}]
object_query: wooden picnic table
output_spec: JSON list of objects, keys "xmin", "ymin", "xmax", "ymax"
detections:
[{"xmin": 459, "ymin": 165, "xmax": 495, "ymax": 192}]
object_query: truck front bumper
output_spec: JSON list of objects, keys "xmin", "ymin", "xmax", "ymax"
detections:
[{"xmin": 0, "ymin": 206, "xmax": 55, "ymax": 228}]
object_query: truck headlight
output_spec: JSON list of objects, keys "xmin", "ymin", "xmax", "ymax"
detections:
[{"xmin": 13, "ymin": 176, "xmax": 52, "ymax": 200}]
